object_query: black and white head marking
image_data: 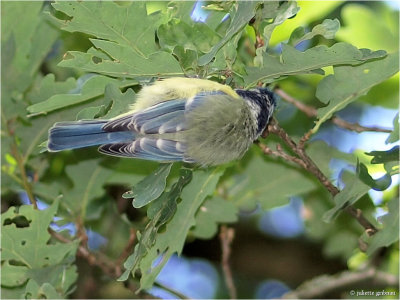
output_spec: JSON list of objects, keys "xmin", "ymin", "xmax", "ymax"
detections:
[{"xmin": 235, "ymin": 88, "xmax": 277, "ymax": 136}]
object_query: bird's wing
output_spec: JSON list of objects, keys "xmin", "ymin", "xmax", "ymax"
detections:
[
  {"xmin": 98, "ymin": 138, "xmax": 193, "ymax": 162},
  {"xmin": 103, "ymin": 99, "xmax": 187, "ymax": 134}
]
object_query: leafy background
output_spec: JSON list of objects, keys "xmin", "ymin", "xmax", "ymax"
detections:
[{"xmin": 1, "ymin": 1, "xmax": 399, "ymax": 299}]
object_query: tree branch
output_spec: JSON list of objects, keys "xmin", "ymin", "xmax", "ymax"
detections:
[
  {"xmin": 260, "ymin": 119, "xmax": 378, "ymax": 236},
  {"xmin": 274, "ymin": 88, "xmax": 392, "ymax": 133},
  {"xmin": 49, "ymin": 228, "xmax": 118, "ymax": 278},
  {"xmin": 219, "ymin": 225, "xmax": 237, "ymax": 299},
  {"xmin": 282, "ymin": 268, "xmax": 399, "ymax": 299}
]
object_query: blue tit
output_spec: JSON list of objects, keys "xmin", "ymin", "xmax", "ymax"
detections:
[{"xmin": 48, "ymin": 77, "xmax": 276, "ymax": 166}]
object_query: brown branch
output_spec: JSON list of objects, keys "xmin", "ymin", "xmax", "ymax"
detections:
[
  {"xmin": 261, "ymin": 119, "xmax": 378, "ymax": 236},
  {"xmin": 274, "ymin": 88, "xmax": 392, "ymax": 133},
  {"xmin": 331, "ymin": 117, "xmax": 392, "ymax": 133},
  {"xmin": 219, "ymin": 225, "xmax": 237, "ymax": 299},
  {"xmin": 49, "ymin": 228, "xmax": 117, "ymax": 278},
  {"xmin": 282, "ymin": 268, "xmax": 399, "ymax": 299}
]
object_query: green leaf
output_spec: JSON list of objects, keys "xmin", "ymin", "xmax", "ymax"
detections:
[
  {"xmin": 134, "ymin": 167, "xmax": 224, "ymax": 291},
  {"xmin": 269, "ymin": 1, "xmax": 343, "ymax": 46},
  {"xmin": 366, "ymin": 146, "xmax": 399, "ymax": 165},
  {"xmin": 367, "ymin": 198, "xmax": 399, "ymax": 255},
  {"xmin": 51, "ymin": 1, "xmax": 183, "ymax": 78},
  {"xmin": 58, "ymin": 42, "xmax": 183, "ymax": 78},
  {"xmin": 386, "ymin": 113, "xmax": 399, "ymax": 144},
  {"xmin": 119, "ymin": 168, "xmax": 193, "ymax": 281},
  {"xmin": 23, "ymin": 280, "xmax": 60, "ymax": 299},
  {"xmin": 365, "ymin": 146, "xmax": 399, "ymax": 178},
  {"xmin": 357, "ymin": 162, "xmax": 392, "ymax": 191},
  {"xmin": 244, "ymin": 42, "xmax": 386, "ymax": 87},
  {"xmin": 1, "ymin": 2, "xmax": 59, "ymax": 100},
  {"xmin": 336, "ymin": 4, "xmax": 399, "ymax": 53},
  {"xmin": 307, "ymin": 140, "xmax": 355, "ymax": 177},
  {"xmin": 313, "ymin": 52, "xmax": 399, "ymax": 133},
  {"xmin": 259, "ymin": 1, "xmax": 299, "ymax": 51},
  {"xmin": 158, "ymin": 19, "xmax": 220, "ymax": 53},
  {"xmin": 1, "ymin": 201, "xmax": 78, "ymax": 297},
  {"xmin": 289, "ymin": 18, "xmax": 340, "ymax": 46},
  {"xmin": 52, "ymin": 1, "xmax": 165, "ymax": 55},
  {"xmin": 192, "ymin": 197, "xmax": 238, "ymax": 239},
  {"xmin": 323, "ymin": 172, "xmax": 371, "ymax": 222},
  {"xmin": 227, "ymin": 149, "xmax": 317, "ymax": 210},
  {"xmin": 198, "ymin": 1, "xmax": 259, "ymax": 66},
  {"xmin": 123, "ymin": 163, "xmax": 173, "ymax": 208},
  {"xmin": 62, "ymin": 159, "xmax": 114, "ymax": 220},
  {"xmin": 27, "ymin": 74, "xmax": 138, "ymax": 115},
  {"xmin": 102, "ymin": 84, "xmax": 135, "ymax": 119}
]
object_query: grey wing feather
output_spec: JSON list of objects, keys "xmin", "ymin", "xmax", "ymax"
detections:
[
  {"xmin": 98, "ymin": 138, "xmax": 186, "ymax": 162},
  {"xmin": 103, "ymin": 100, "xmax": 186, "ymax": 134}
]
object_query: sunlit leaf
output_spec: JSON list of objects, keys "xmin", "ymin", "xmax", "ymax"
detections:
[
  {"xmin": 367, "ymin": 198, "xmax": 399, "ymax": 255},
  {"xmin": 269, "ymin": 1, "xmax": 343, "ymax": 46},
  {"xmin": 244, "ymin": 43, "xmax": 386, "ymax": 87},
  {"xmin": 198, "ymin": 2, "xmax": 259, "ymax": 66},
  {"xmin": 386, "ymin": 114, "xmax": 399, "ymax": 144},
  {"xmin": 336, "ymin": 4, "xmax": 399, "ymax": 52},
  {"xmin": 313, "ymin": 52, "xmax": 399, "ymax": 133},
  {"xmin": 288, "ymin": 18, "xmax": 340, "ymax": 46},
  {"xmin": 52, "ymin": 1, "xmax": 183, "ymax": 78}
]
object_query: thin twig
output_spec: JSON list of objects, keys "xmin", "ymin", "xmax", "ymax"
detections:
[
  {"xmin": 275, "ymin": 88, "xmax": 392, "ymax": 133},
  {"xmin": 331, "ymin": 117, "xmax": 392, "ymax": 133},
  {"xmin": 49, "ymin": 228, "xmax": 117, "ymax": 278},
  {"xmin": 261, "ymin": 119, "xmax": 378, "ymax": 235},
  {"xmin": 219, "ymin": 225, "xmax": 237, "ymax": 299},
  {"xmin": 282, "ymin": 268, "xmax": 399, "ymax": 299}
]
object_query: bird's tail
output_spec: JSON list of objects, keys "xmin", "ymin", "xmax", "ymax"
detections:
[{"xmin": 48, "ymin": 120, "xmax": 136, "ymax": 151}]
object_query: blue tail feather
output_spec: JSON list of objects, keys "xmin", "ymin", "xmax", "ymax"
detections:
[{"xmin": 48, "ymin": 120, "xmax": 136, "ymax": 151}]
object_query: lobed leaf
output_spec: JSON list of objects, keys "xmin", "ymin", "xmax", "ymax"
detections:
[
  {"xmin": 52, "ymin": 1, "xmax": 183, "ymax": 78},
  {"xmin": 288, "ymin": 19, "xmax": 340, "ymax": 46},
  {"xmin": 119, "ymin": 168, "xmax": 193, "ymax": 281},
  {"xmin": 323, "ymin": 172, "xmax": 371, "ymax": 222},
  {"xmin": 135, "ymin": 167, "xmax": 224, "ymax": 291},
  {"xmin": 2, "ymin": 2, "xmax": 58, "ymax": 117},
  {"xmin": 123, "ymin": 163, "xmax": 173, "ymax": 208},
  {"xmin": 386, "ymin": 113, "xmax": 399, "ymax": 144},
  {"xmin": 367, "ymin": 198, "xmax": 399, "ymax": 255},
  {"xmin": 1, "ymin": 201, "xmax": 78, "ymax": 297},
  {"xmin": 192, "ymin": 197, "xmax": 238, "ymax": 239},
  {"xmin": 27, "ymin": 74, "xmax": 138, "ymax": 115},
  {"xmin": 244, "ymin": 42, "xmax": 386, "ymax": 87},
  {"xmin": 227, "ymin": 149, "xmax": 317, "ymax": 211},
  {"xmin": 198, "ymin": 1, "xmax": 259, "ymax": 66},
  {"xmin": 313, "ymin": 52, "xmax": 399, "ymax": 133}
]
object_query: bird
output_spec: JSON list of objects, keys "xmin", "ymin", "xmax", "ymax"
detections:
[{"xmin": 47, "ymin": 77, "xmax": 276, "ymax": 166}]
